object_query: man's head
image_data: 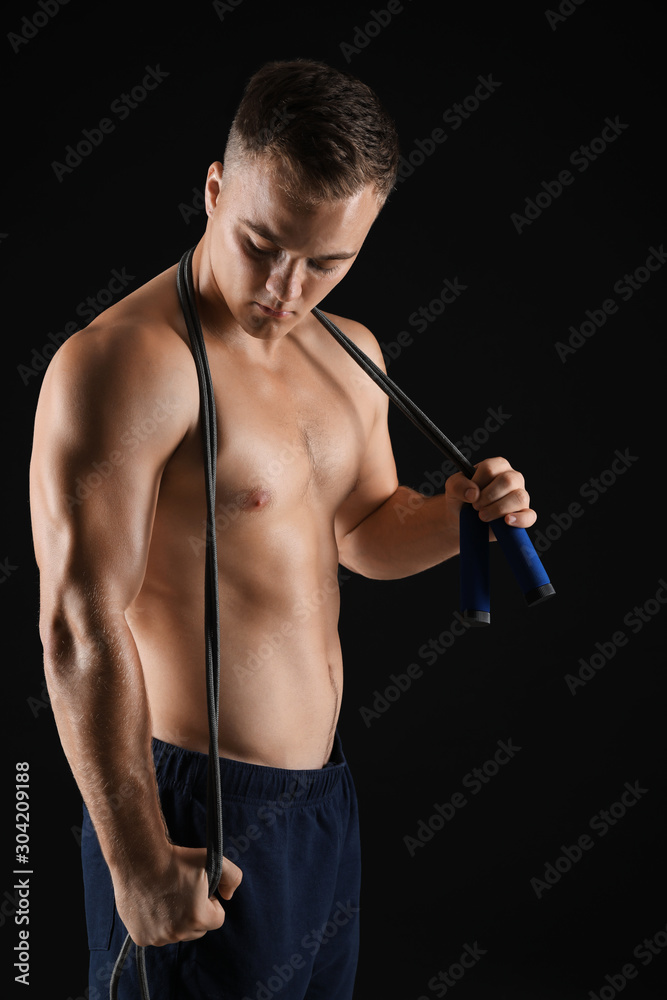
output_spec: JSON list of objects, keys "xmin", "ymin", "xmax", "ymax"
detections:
[
  {"xmin": 200, "ymin": 60, "xmax": 399, "ymax": 343},
  {"xmin": 222, "ymin": 58, "xmax": 399, "ymax": 209}
]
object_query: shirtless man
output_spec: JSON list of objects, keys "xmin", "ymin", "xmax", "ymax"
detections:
[{"xmin": 29, "ymin": 60, "xmax": 536, "ymax": 998}]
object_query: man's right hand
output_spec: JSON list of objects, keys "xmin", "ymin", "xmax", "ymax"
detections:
[{"xmin": 112, "ymin": 844, "xmax": 243, "ymax": 947}]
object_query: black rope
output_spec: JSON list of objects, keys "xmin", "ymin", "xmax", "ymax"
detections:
[
  {"xmin": 108, "ymin": 263, "xmax": 551, "ymax": 998},
  {"xmin": 310, "ymin": 306, "xmax": 554, "ymax": 606},
  {"xmin": 109, "ymin": 934, "xmax": 133, "ymax": 998},
  {"xmin": 109, "ymin": 247, "xmax": 222, "ymax": 998},
  {"xmin": 177, "ymin": 247, "xmax": 224, "ymax": 896},
  {"xmin": 310, "ymin": 307, "xmax": 477, "ymax": 478}
]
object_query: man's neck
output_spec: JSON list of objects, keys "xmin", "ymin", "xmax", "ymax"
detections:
[{"xmin": 190, "ymin": 239, "xmax": 299, "ymax": 364}]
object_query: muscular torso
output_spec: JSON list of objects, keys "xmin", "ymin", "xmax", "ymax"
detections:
[{"xmin": 119, "ymin": 265, "xmax": 379, "ymax": 768}]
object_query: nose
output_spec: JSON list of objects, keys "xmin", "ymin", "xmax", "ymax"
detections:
[{"xmin": 265, "ymin": 260, "xmax": 302, "ymax": 305}]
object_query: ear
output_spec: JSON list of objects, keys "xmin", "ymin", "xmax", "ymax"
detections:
[{"xmin": 205, "ymin": 162, "xmax": 224, "ymax": 217}]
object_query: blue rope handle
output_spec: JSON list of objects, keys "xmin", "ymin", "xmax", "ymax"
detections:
[{"xmin": 311, "ymin": 306, "xmax": 555, "ymax": 622}]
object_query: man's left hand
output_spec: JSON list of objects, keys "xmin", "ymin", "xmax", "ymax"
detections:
[{"xmin": 444, "ymin": 456, "xmax": 537, "ymax": 534}]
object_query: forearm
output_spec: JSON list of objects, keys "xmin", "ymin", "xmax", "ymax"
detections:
[
  {"xmin": 42, "ymin": 610, "xmax": 171, "ymax": 881},
  {"xmin": 339, "ymin": 485, "xmax": 460, "ymax": 580}
]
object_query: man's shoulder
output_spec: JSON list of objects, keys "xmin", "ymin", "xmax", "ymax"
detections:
[
  {"xmin": 47, "ymin": 263, "xmax": 194, "ymax": 387},
  {"xmin": 305, "ymin": 309, "xmax": 386, "ymax": 371},
  {"xmin": 38, "ymin": 264, "xmax": 199, "ymax": 435}
]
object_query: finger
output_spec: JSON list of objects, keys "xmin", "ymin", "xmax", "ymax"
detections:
[
  {"xmin": 180, "ymin": 926, "xmax": 213, "ymax": 943},
  {"xmin": 477, "ymin": 484, "xmax": 531, "ymax": 522},
  {"xmin": 470, "ymin": 457, "xmax": 515, "ymax": 493},
  {"xmin": 217, "ymin": 856, "xmax": 243, "ymax": 900},
  {"xmin": 445, "ymin": 470, "xmax": 480, "ymax": 504},
  {"xmin": 488, "ymin": 506, "xmax": 537, "ymax": 532},
  {"xmin": 203, "ymin": 895, "xmax": 226, "ymax": 932},
  {"xmin": 446, "ymin": 458, "xmax": 515, "ymax": 504}
]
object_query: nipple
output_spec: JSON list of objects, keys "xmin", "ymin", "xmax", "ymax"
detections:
[{"xmin": 238, "ymin": 486, "xmax": 273, "ymax": 511}]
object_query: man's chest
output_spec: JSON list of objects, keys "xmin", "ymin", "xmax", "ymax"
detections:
[{"xmin": 211, "ymin": 370, "xmax": 366, "ymax": 512}]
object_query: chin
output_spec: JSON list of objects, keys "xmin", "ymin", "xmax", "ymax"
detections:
[{"xmin": 240, "ymin": 312, "xmax": 293, "ymax": 338}]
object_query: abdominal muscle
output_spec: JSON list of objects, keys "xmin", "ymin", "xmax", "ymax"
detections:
[{"xmin": 127, "ymin": 504, "xmax": 345, "ymax": 771}]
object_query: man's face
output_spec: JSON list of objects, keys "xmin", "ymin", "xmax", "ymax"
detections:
[{"xmin": 202, "ymin": 156, "xmax": 380, "ymax": 341}]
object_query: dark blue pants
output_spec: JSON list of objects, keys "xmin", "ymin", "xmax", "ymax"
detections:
[{"xmin": 81, "ymin": 731, "xmax": 361, "ymax": 999}]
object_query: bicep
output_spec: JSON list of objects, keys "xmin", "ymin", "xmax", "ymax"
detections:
[
  {"xmin": 334, "ymin": 375, "xmax": 399, "ymax": 555},
  {"xmin": 30, "ymin": 330, "xmax": 192, "ymax": 618}
]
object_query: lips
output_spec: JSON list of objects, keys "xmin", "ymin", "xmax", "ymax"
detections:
[{"xmin": 255, "ymin": 302, "xmax": 292, "ymax": 318}]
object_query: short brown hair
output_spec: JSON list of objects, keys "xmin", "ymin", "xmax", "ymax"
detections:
[{"xmin": 224, "ymin": 59, "xmax": 399, "ymax": 207}]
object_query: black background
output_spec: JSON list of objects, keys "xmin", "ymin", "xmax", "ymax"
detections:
[{"xmin": 3, "ymin": 0, "xmax": 666, "ymax": 997}]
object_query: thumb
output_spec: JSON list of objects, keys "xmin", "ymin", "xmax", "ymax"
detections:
[
  {"xmin": 445, "ymin": 470, "xmax": 480, "ymax": 509},
  {"xmin": 217, "ymin": 855, "xmax": 243, "ymax": 901}
]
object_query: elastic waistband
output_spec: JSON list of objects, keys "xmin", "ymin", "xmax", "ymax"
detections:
[{"xmin": 151, "ymin": 730, "xmax": 348, "ymax": 806}]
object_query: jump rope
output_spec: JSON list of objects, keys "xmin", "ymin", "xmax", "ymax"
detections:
[{"xmin": 109, "ymin": 245, "xmax": 554, "ymax": 997}]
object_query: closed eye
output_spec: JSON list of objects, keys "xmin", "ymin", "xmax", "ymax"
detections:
[
  {"xmin": 244, "ymin": 238, "xmax": 276, "ymax": 259},
  {"xmin": 309, "ymin": 260, "xmax": 341, "ymax": 275},
  {"xmin": 243, "ymin": 237, "xmax": 342, "ymax": 275}
]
